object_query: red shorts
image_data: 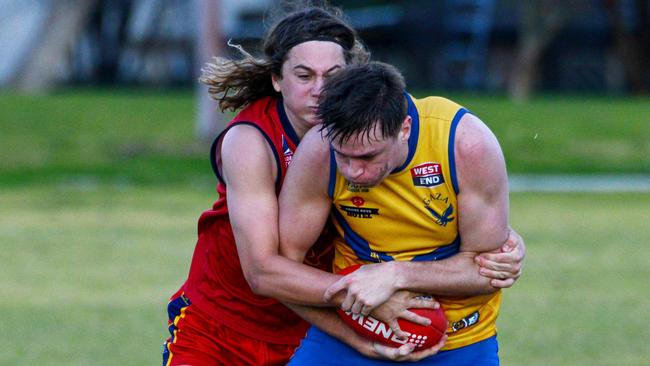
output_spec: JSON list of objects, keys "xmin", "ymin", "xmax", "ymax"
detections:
[{"xmin": 162, "ymin": 291, "xmax": 299, "ymax": 366}]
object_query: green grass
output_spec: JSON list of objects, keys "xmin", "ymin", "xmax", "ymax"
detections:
[
  {"xmin": 2, "ymin": 90, "xmax": 649, "ymax": 187},
  {"xmin": 0, "ymin": 185, "xmax": 208, "ymax": 365},
  {"xmin": 2, "ymin": 186, "xmax": 649, "ymax": 365},
  {"xmin": 414, "ymin": 92, "xmax": 650, "ymax": 174},
  {"xmin": 1, "ymin": 89, "xmax": 649, "ymax": 364},
  {"xmin": 499, "ymin": 192, "xmax": 650, "ymax": 365},
  {"xmin": 0, "ymin": 89, "xmax": 215, "ymax": 187}
]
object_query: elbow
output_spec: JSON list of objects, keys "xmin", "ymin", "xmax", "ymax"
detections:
[
  {"xmin": 246, "ymin": 272, "xmax": 265, "ymax": 296},
  {"xmin": 243, "ymin": 264, "xmax": 275, "ymax": 297}
]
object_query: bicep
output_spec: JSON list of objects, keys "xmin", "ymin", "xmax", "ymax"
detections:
[
  {"xmin": 279, "ymin": 128, "xmax": 332, "ymax": 262},
  {"xmin": 221, "ymin": 126, "xmax": 280, "ymax": 273},
  {"xmin": 455, "ymin": 114, "xmax": 509, "ymax": 253}
]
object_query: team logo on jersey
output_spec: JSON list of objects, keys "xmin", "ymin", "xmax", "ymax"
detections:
[
  {"xmin": 281, "ymin": 135, "xmax": 293, "ymax": 167},
  {"xmin": 410, "ymin": 162, "xmax": 444, "ymax": 187},
  {"xmin": 422, "ymin": 192, "xmax": 450, "ymax": 206},
  {"xmin": 351, "ymin": 196, "xmax": 365, "ymax": 207},
  {"xmin": 426, "ymin": 204, "xmax": 455, "ymax": 227},
  {"xmin": 339, "ymin": 198, "xmax": 379, "ymax": 219}
]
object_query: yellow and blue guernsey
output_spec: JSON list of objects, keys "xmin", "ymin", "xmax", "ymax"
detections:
[{"xmin": 327, "ymin": 94, "xmax": 501, "ymax": 350}]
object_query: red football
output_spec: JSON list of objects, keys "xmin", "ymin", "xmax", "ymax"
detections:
[{"xmin": 335, "ymin": 264, "xmax": 447, "ymax": 349}]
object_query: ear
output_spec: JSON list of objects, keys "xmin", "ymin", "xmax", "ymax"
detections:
[
  {"xmin": 397, "ymin": 115, "xmax": 412, "ymax": 142},
  {"xmin": 271, "ymin": 73, "xmax": 282, "ymax": 93}
]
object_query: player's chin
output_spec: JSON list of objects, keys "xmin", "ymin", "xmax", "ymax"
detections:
[{"xmin": 304, "ymin": 111, "xmax": 321, "ymax": 126}]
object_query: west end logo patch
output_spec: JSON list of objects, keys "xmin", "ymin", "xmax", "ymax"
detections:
[{"xmin": 410, "ymin": 162, "xmax": 444, "ymax": 187}]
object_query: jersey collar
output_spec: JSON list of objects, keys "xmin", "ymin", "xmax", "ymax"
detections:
[
  {"xmin": 391, "ymin": 92, "xmax": 419, "ymax": 174},
  {"xmin": 276, "ymin": 98, "xmax": 301, "ymax": 146}
]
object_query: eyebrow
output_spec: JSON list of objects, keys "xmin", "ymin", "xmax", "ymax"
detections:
[
  {"xmin": 331, "ymin": 146, "xmax": 381, "ymax": 159},
  {"xmin": 293, "ymin": 64, "xmax": 343, "ymax": 74}
]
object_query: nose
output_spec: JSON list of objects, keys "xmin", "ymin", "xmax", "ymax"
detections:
[
  {"xmin": 311, "ymin": 76, "xmax": 325, "ymax": 97},
  {"xmin": 343, "ymin": 159, "xmax": 365, "ymax": 181}
]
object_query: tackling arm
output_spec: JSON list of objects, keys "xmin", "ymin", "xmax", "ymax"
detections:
[
  {"xmin": 278, "ymin": 128, "xmax": 333, "ymax": 264},
  {"xmin": 221, "ymin": 125, "xmax": 338, "ymax": 305}
]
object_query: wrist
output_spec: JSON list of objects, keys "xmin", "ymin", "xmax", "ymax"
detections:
[
  {"xmin": 358, "ymin": 339, "xmax": 380, "ymax": 359},
  {"xmin": 328, "ymin": 291, "xmax": 346, "ymax": 307},
  {"xmin": 388, "ymin": 261, "xmax": 405, "ymax": 290},
  {"xmin": 342, "ymin": 328, "xmax": 377, "ymax": 358}
]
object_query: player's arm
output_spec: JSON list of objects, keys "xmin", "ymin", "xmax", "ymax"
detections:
[
  {"xmin": 277, "ymin": 127, "xmax": 333, "ymax": 264},
  {"xmin": 221, "ymin": 125, "xmax": 339, "ymax": 305},
  {"xmin": 324, "ymin": 113, "xmax": 510, "ymax": 312}
]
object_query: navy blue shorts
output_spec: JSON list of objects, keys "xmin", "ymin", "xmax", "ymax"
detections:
[{"xmin": 288, "ymin": 326, "xmax": 499, "ymax": 366}]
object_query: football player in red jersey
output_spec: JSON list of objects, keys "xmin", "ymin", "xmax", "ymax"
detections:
[{"xmin": 162, "ymin": 5, "xmax": 525, "ymax": 366}]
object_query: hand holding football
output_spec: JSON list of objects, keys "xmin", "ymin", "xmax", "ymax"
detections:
[{"xmin": 335, "ymin": 265, "xmax": 447, "ymax": 349}]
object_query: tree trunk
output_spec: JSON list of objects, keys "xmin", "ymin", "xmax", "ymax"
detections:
[
  {"xmin": 196, "ymin": 0, "xmax": 225, "ymax": 143},
  {"xmin": 11, "ymin": 0, "xmax": 98, "ymax": 92}
]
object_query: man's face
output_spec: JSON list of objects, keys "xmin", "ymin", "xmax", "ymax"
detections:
[
  {"xmin": 272, "ymin": 41, "xmax": 346, "ymax": 132},
  {"xmin": 330, "ymin": 120, "xmax": 411, "ymax": 187}
]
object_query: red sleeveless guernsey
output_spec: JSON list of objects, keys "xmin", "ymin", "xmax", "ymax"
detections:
[{"xmin": 179, "ymin": 96, "xmax": 333, "ymax": 345}]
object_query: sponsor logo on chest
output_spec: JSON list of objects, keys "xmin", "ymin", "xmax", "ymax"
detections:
[
  {"xmin": 410, "ymin": 162, "xmax": 445, "ymax": 187},
  {"xmin": 339, "ymin": 196, "xmax": 379, "ymax": 219}
]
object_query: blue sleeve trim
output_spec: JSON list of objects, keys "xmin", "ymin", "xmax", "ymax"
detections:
[
  {"xmin": 276, "ymin": 98, "xmax": 301, "ymax": 145},
  {"xmin": 448, "ymin": 108, "xmax": 468, "ymax": 195},
  {"xmin": 212, "ymin": 122, "xmax": 282, "ymax": 189},
  {"xmin": 392, "ymin": 92, "xmax": 420, "ymax": 173},
  {"xmin": 332, "ymin": 209, "xmax": 394, "ymax": 263},
  {"xmin": 411, "ymin": 235, "xmax": 460, "ymax": 261},
  {"xmin": 328, "ymin": 147, "xmax": 337, "ymax": 199}
]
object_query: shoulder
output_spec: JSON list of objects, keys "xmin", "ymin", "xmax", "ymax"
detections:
[
  {"xmin": 455, "ymin": 114, "xmax": 501, "ymax": 161},
  {"xmin": 220, "ymin": 124, "xmax": 278, "ymax": 185},
  {"xmin": 295, "ymin": 126, "xmax": 330, "ymax": 161},
  {"xmin": 454, "ymin": 113, "xmax": 507, "ymax": 193},
  {"xmin": 284, "ymin": 126, "xmax": 331, "ymax": 192},
  {"xmin": 221, "ymin": 96, "xmax": 280, "ymax": 153}
]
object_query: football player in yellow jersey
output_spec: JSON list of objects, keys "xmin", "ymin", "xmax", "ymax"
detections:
[{"xmin": 279, "ymin": 62, "xmax": 514, "ymax": 365}]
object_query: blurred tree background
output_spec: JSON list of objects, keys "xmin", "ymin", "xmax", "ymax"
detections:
[{"xmin": 2, "ymin": 0, "xmax": 649, "ymax": 140}]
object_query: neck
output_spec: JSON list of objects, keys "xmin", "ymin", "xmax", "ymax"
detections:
[
  {"xmin": 393, "ymin": 138, "xmax": 410, "ymax": 170},
  {"xmin": 396, "ymin": 140, "xmax": 409, "ymax": 168},
  {"xmin": 283, "ymin": 103, "xmax": 311, "ymax": 140},
  {"xmin": 292, "ymin": 121, "xmax": 310, "ymax": 140}
]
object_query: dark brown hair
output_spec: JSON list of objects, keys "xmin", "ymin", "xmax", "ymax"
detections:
[
  {"xmin": 200, "ymin": 6, "xmax": 369, "ymax": 112},
  {"xmin": 318, "ymin": 62, "xmax": 407, "ymax": 145}
]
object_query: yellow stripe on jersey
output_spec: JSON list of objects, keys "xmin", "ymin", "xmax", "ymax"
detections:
[{"xmin": 328, "ymin": 94, "xmax": 501, "ymax": 350}]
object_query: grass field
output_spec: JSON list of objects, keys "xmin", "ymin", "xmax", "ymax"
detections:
[{"xmin": 1, "ymin": 89, "xmax": 649, "ymax": 365}]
